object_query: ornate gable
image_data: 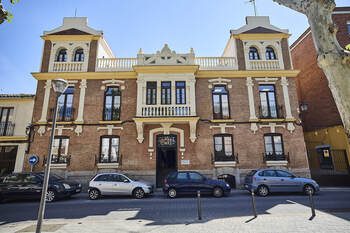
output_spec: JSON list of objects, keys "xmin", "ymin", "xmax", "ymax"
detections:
[{"xmin": 137, "ymin": 44, "xmax": 195, "ymax": 65}]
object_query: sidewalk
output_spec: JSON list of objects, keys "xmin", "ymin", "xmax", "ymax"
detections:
[{"xmin": 2, "ymin": 210, "xmax": 350, "ymax": 233}]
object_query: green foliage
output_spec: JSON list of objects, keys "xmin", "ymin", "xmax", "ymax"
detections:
[{"xmin": 0, "ymin": 0, "xmax": 19, "ymax": 24}]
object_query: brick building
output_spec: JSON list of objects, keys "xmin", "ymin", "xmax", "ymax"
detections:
[
  {"xmin": 26, "ymin": 16, "xmax": 309, "ymax": 188},
  {"xmin": 291, "ymin": 7, "xmax": 350, "ymax": 185}
]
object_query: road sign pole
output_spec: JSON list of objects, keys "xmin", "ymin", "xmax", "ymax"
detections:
[{"xmin": 30, "ymin": 165, "xmax": 33, "ymax": 172}]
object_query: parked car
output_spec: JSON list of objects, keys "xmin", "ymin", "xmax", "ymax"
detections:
[
  {"xmin": 163, "ymin": 171, "xmax": 231, "ymax": 198},
  {"xmin": 0, "ymin": 172, "xmax": 81, "ymax": 202},
  {"xmin": 88, "ymin": 173, "xmax": 153, "ymax": 200},
  {"xmin": 244, "ymin": 169, "xmax": 320, "ymax": 196}
]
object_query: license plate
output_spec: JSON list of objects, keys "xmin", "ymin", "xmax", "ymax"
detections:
[{"xmin": 76, "ymin": 189, "xmax": 81, "ymax": 192}]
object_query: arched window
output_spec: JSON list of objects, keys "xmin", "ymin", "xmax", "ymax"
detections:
[
  {"xmin": 56, "ymin": 49, "xmax": 67, "ymax": 62},
  {"xmin": 249, "ymin": 47, "xmax": 260, "ymax": 60},
  {"xmin": 212, "ymin": 86, "xmax": 230, "ymax": 119},
  {"xmin": 265, "ymin": 47, "xmax": 276, "ymax": 60},
  {"xmin": 74, "ymin": 49, "xmax": 84, "ymax": 62},
  {"xmin": 103, "ymin": 87, "xmax": 121, "ymax": 121}
]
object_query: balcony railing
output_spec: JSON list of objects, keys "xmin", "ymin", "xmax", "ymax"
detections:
[
  {"xmin": 263, "ymin": 152, "xmax": 290, "ymax": 162},
  {"xmin": 195, "ymin": 57, "xmax": 236, "ymax": 70},
  {"xmin": 139, "ymin": 105, "xmax": 193, "ymax": 117},
  {"xmin": 43, "ymin": 154, "xmax": 71, "ymax": 165},
  {"xmin": 248, "ymin": 60, "xmax": 281, "ymax": 70},
  {"xmin": 97, "ymin": 153, "xmax": 121, "ymax": 164},
  {"xmin": 48, "ymin": 107, "xmax": 75, "ymax": 122},
  {"xmin": 96, "ymin": 58, "xmax": 137, "ymax": 71},
  {"xmin": 52, "ymin": 62, "xmax": 84, "ymax": 72},
  {"xmin": 258, "ymin": 105, "xmax": 284, "ymax": 119},
  {"xmin": 0, "ymin": 122, "xmax": 15, "ymax": 136},
  {"xmin": 214, "ymin": 152, "xmax": 239, "ymax": 163}
]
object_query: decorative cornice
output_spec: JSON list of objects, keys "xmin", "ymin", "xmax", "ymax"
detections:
[
  {"xmin": 133, "ymin": 65, "xmax": 199, "ymax": 74},
  {"xmin": 232, "ymin": 33, "xmax": 291, "ymax": 40},
  {"xmin": 196, "ymin": 70, "xmax": 300, "ymax": 78},
  {"xmin": 31, "ymin": 72, "xmax": 137, "ymax": 80}
]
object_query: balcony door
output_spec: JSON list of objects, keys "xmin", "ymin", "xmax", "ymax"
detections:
[
  {"xmin": 156, "ymin": 134, "xmax": 177, "ymax": 188},
  {"xmin": 0, "ymin": 146, "xmax": 17, "ymax": 176}
]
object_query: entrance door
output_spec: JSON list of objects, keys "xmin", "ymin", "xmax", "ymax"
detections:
[
  {"xmin": 0, "ymin": 146, "xmax": 17, "ymax": 176},
  {"xmin": 156, "ymin": 134, "xmax": 177, "ymax": 188}
]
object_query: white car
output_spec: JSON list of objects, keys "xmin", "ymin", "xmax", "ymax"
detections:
[{"xmin": 88, "ymin": 173, "xmax": 153, "ymax": 199}]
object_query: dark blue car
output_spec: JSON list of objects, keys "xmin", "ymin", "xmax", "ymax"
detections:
[{"xmin": 163, "ymin": 171, "xmax": 231, "ymax": 198}]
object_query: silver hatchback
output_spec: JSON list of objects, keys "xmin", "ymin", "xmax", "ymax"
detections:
[
  {"xmin": 244, "ymin": 169, "xmax": 320, "ymax": 196},
  {"xmin": 88, "ymin": 173, "xmax": 153, "ymax": 199}
]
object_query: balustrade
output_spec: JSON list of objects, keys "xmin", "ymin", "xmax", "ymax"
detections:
[
  {"xmin": 52, "ymin": 62, "xmax": 84, "ymax": 72},
  {"xmin": 140, "ymin": 105, "xmax": 193, "ymax": 117},
  {"xmin": 96, "ymin": 58, "xmax": 137, "ymax": 71},
  {"xmin": 248, "ymin": 60, "xmax": 280, "ymax": 70}
]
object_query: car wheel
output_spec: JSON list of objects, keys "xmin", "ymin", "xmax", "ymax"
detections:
[
  {"xmin": 46, "ymin": 189, "xmax": 57, "ymax": 202},
  {"xmin": 257, "ymin": 185, "xmax": 269, "ymax": 197},
  {"xmin": 88, "ymin": 189, "xmax": 100, "ymax": 200},
  {"xmin": 133, "ymin": 188, "xmax": 145, "ymax": 199},
  {"xmin": 304, "ymin": 184, "xmax": 315, "ymax": 195},
  {"xmin": 213, "ymin": 187, "xmax": 224, "ymax": 198},
  {"xmin": 168, "ymin": 188, "xmax": 177, "ymax": 198}
]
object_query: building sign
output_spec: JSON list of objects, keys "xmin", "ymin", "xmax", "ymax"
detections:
[
  {"xmin": 323, "ymin": 149, "xmax": 330, "ymax": 158},
  {"xmin": 181, "ymin": 160, "xmax": 190, "ymax": 165},
  {"xmin": 157, "ymin": 135, "xmax": 176, "ymax": 147}
]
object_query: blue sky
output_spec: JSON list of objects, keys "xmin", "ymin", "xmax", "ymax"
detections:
[{"xmin": 0, "ymin": 0, "xmax": 349, "ymax": 94}]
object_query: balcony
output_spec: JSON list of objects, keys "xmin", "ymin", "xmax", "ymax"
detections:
[
  {"xmin": 263, "ymin": 152, "xmax": 289, "ymax": 166},
  {"xmin": 43, "ymin": 154, "xmax": 70, "ymax": 169},
  {"xmin": 95, "ymin": 57, "xmax": 237, "ymax": 72},
  {"xmin": 139, "ymin": 104, "xmax": 193, "ymax": 117},
  {"xmin": 96, "ymin": 154, "xmax": 121, "ymax": 169},
  {"xmin": 0, "ymin": 122, "xmax": 15, "ymax": 136},
  {"xmin": 213, "ymin": 153, "xmax": 238, "ymax": 167},
  {"xmin": 48, "ymin": 107, "xmax": 75, "ymax": 122},
  {"xmin": 258, "ymin": 105, "xmax": 284, "ymax": 119},
  {"xmin": 52, "ymin": 62, "xmax": 84, "ymax": 72},
  {"xmin": 248, "ymin": 60, "xmax": 281, "ymax": 70}
]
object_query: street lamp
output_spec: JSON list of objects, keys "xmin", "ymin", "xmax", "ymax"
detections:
[
  {"xmin": 296, "ymin": 101, "xmax": 308, "ymax": 126},
  {"xmin": 36, "ymin": 79, "xmax": 67, "ymax": 233}
]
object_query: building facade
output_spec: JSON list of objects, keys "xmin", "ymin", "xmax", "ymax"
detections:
[
  {"xmin": 290, "ymin": 7, "xmax": 350, "ymax": 186},
  {"xmin": 26, "ymin": 16, "xmax": 309, "ymax": 188},
  {"xmin": 0, "ymin": 94, "xmax": 35, "ymax": 176}
]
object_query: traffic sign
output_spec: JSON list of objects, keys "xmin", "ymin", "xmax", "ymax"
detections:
[{"xmin": 29, "ymin": 155, "xmax": 39, "ymax": 165}]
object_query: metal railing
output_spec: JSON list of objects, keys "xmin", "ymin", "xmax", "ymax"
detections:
[
  {"xmin": 97, "ymin": 153, "xmax": 122, "ymax": 164},
  {"xmin": 48, "ymin": 107, "xmax": 75, "ymax": 122},
  {"xmin": 214, "ymin": 152, "xmax": 239, "ymax": 163},
  {"xmin": 258, "ymin": 105, "xmax": 284, "ymax": 119},
  {"xmin": 43, "ymin": 154, "xmax": 71, "ymax": 165},
  {"xmin": 263, "ymin": 152, "xmax": 290, "ymax": 162},
  {"xmin": 0, "ymin": 122, "xmax": 15, "ymax": 136}
]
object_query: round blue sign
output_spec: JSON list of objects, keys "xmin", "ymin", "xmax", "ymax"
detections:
[{"xmin": 28, "ymin": 155, "xmax": 39, "ymax": 165}]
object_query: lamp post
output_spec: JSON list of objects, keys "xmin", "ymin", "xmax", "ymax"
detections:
[{"xmin": 36, "ymin": 79, "xmax": 68, "ymax": 233}]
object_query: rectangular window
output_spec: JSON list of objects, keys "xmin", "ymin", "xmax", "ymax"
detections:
[
  {"xmin": 57, "ymin": 87, "xmax": 74, "ymax": 121},
  {"xmin": 259, "ymin": 85, "xmax": 278, "ymax": 119},
  {"xmin": 161, "ymin": 82, "xmax": 171, "ymax": 105},
  {"xmin": 0, "ymin": 107, "xmax": 14, "ymax": 136},
  {"xmin": 146, "ymin": 82, "xmax": 157, "ymax": 105},
  {"xmin": 176, "ymin": 81, "xmax": 186, "ymax": 104},
  {"xmin": 213, "ymin": 134, "xmax": 234, "ymax": 161},
  {"xmin": 212, "ymin": 86, "xmax": 230, "ymax": 119},
  {"xmin": 52, "ymin": 137, "xmax": 69, "ymax": 164},
  {"xmin": 104, "ymin": 87, "xmax": 121, "ymax": 121},
  {"xmin": 264, "ymin": 134, "xmax": 284, "ymax": 157},
  {"xmin": 100, "ymin": 136, "xmax": 119, "ymax": 163}
]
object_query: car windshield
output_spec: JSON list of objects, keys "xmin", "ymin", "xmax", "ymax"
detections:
[
  {"xmin": 247, "ymin": 170, "xmax": 257, "ymax": 176},
  {"xmin": 38, "ymin": 173, "xmax": 64, "ymax": 181}
]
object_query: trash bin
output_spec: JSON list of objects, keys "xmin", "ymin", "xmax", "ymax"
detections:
[{"xmin": 217, "ymin": 174, "xmax": 236, "ymax": 189}]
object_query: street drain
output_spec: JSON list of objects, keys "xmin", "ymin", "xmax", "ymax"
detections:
[{"xmin": 16, "ymin": 224, "xmax": 65, "ymax": 232}]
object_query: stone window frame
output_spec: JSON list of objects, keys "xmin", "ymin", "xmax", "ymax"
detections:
[
  {"xmin": 73, "ymin": 47, "xmax": 85, "ymax": 62},
  {"xmin": 213, "ymin": 134, "xmax": 234, "ymax": 161},
  {"xmin": 161, "ymin": 81, "xmax": 172, "ymax": 105},
  {"xmin": 103, "ymin": 86, "xmax": 122, "ymax": 121},
  {"xmin": 175, "ymin": 81, "xmax": 186, "ymax": 105},
  {"xmin": 249, "ymin": 46, "xmax": 260, "ymax": 60},
  {"xmin": 258, "ymin": 84, "xmax": 279, "ymax": 119},
  {"xmin": 56, "ymin": 47, "xmax": 68, "ymax": 62},
  {"xmin": 52, "ymin": 136, "xmax": 70, "ymax": 164},
  {"xmin": 263, "ymin": 133, "xmax": 285, "ymax": 156},
  {"xmin": 146, "ymin": 81, "xmax": 157, "ymax": 105},
  {"xmin": 265, "ymin": 46, "xmax": 277, "ymax": 60}
]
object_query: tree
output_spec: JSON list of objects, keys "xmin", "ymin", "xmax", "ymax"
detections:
[
  {"xmin": 0, "ymin": 0, "xmax": 18, "ymax": 24},
  {"xmin": 273, "ymin": 0, "xmax": 350, "ymax": 136}
]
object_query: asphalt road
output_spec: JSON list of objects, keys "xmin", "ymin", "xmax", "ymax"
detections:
[{"xmin": 1, "ymin": 190, "xmax": 350, "ymax": 226}]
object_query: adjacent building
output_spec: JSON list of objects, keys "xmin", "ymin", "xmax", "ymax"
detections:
[
  {"xmin": 0, "ymin": 94, "xmax": 35, "ymax": 176},
  {"xmin": 26, "ymin": 16, "xmax": 309, "ymax": 188},
  {"xmin": 291, "ymin": 7, "xmax": 350, "ymax": 185}
]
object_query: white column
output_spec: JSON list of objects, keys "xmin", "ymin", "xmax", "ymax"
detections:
[
  {"xmin": 39, "ymin": 80, "xmax": 52, "ymax": 122},
  {"xmin": 246, "ymin": 77, "xmax": 257, "ymax": 120},
  {"xmin": 156, "ymin": 80, "xmax": 161, "ymax": 105},
  {"xmin": 76, "ymin": 79, "xmax": 87, "ymax": 122},
  {"xmin": 281, "ymin": 77, "xmax": 293, "ymax": 119},
  {"xmin": 136, "ymin": 80, "xmax": 143, "ymax": 116},
  {"xmin": 171, "ymin": 80, "xmax": 176, "ymax": 105},
  {"xmin": 188, "ymin": 79, "xmax": 196, "ymax": 115}
]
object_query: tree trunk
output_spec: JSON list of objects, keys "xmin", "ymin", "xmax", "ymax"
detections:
[{"xmin": 273, "ymin": 0, "xmax": 350, "ymax": 136}]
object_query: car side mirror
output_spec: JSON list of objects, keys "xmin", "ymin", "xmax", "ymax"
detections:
[
  {"xmin": 291, "ymin": 175, "xmax": 296, "ymax": 179},
  {"xmin": 123, "ymin": 179, "xmax": 130, "ymax": 183}
]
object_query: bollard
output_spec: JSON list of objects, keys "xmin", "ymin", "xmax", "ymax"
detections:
[
  {"xmin": 197, "ymin": 190, "xmax": 202, "ymax": 220},
  {"xmin": 251, "ymin": 189, "xmax": 257, "ymax": 218},
  {"xmin": 308, "ymin": 190, "xmax": 316, "ymax": 217}
]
